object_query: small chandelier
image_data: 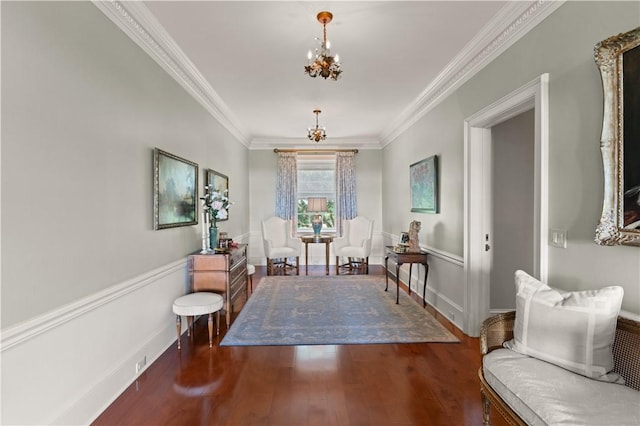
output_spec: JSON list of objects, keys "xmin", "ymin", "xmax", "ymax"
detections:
[
  {"xmin": 307, "ymin": 109, "xmax": 326, "ymax": 143},
  {"xmin": 304, "ymin": 11, "xmax": 342, "ymax": 81}
]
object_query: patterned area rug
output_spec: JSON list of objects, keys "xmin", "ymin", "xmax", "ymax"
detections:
[{"xmin": 220, "ymin": 275, "xmax": 459, "ymax": 346}]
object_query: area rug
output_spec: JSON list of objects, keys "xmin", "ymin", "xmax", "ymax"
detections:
[{"xmin": 220, "ymin": 275, "xmax": 459, "ymax": 346}]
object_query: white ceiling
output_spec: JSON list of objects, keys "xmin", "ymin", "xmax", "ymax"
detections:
[{"xmin": 113, "ymin": 1, "xmax": 544, "ymax": 149}]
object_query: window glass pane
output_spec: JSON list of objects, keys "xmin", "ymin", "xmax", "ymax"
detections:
[
  {"xmin": 298, "ymin": 198, "xmax": 335, "ymax": 229},
  {"xmin": 297, "ymin": 156, "xmax": 336, "ymax": 230}
]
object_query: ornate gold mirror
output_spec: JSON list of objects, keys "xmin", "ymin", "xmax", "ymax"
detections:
[{"xmin": 594, "ymin": 26, "xmax": 640, "ymax": 246}]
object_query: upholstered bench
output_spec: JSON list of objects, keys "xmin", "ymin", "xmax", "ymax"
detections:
[
  {"xmin": 172, "ymin": 292, "xmax": 224, "ymax": 349},
  {"xmin": 479, "ymin": 271, "xmax": 640, "ymax": 426}
]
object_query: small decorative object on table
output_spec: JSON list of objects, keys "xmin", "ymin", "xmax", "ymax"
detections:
[
  {"xmin": 200, "ymin": 209, "xmax": 209, "ymax": 254},
  {"xmin": 408, "ymin": 220, "xmax": 421, "ymax": 252},
  {"xmin": 200, "ymin": 185, "xmax": 233, "ymax": 251},
  {"xmin": 394, "ymin": 231, "xmax": 409, "ymax": 252}
]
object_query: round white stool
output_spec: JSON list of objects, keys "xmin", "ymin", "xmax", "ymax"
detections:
[
  {"xmin": 247, "ymin": 264, "xmax": 256, "ymax": 294},
  {"xmin": 172, "ymin": 292, "xmax": 224, "ymax": 349}
]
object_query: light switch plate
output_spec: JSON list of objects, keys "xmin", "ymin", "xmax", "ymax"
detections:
[{"xmin": 550, "ymin": 229, "xmax": 567, "ymax": 248}]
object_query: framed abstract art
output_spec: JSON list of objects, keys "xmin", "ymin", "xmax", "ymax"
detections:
[
  {"xmin": 153, "ymin": 148, "xmax": 198, "ymax": 230},
  {"xmin": 410, "ymin": 155, "xmax": 439, "ymax": 214}
]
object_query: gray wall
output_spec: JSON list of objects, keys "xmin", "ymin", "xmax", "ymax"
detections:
[
  {"xmin": 382, "ymin": 1, "xmax": 640, "ymax": 314},
  {"xmin": 491, "ymin": 110, "xmax": 535, "ymax": 310},
  {"xmin": 1, "ymin": 1, "xmax": 250, "ymax": 327}
]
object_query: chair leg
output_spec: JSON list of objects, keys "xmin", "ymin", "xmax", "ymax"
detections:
[
  {"xmin": 365, "ymin": 257, "xmax": 369, "ymax": 274},
  {"xmin": 335, "ymin": 256, "xmax": 340, "ymax": 275},
  {"xmin": 295, "ymin": 256, "xmax": 300, "ymax": 275},
  {"xmin": 266, "ymin": 258, "xmax": 272, "ymax": 276},
  {"xmin": 207, "ymin": 313, "xmax": 213, "ymax": 348},
  {"xmin": 481, "ymin": 389, "xmax": 491, "ymax": 425},
  {"xmin": 216, "ymin": 310, "xmax": 221, "ymax": 336},
  {"xmin": 175, "ymin": 315, "xmax": 182, "ymax": 350},
  {"xmin": 187, "ymin": 316, "xmax": 193, "ymax": 337}
]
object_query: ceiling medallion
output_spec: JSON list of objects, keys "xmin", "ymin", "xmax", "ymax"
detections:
[
  {"xmin": 304, "ymin": 11, "xmax": 342, "ymax": 81},
  {"xmin": 307, "ymin": 109, "xmax": 327, "ymax": 142}
]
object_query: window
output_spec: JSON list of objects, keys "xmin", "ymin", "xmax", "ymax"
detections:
[{"xmin": 297, "ymin": 155, "xmax": 336, "ymax": 232}]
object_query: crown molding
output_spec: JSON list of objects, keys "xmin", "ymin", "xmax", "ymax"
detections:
[
  {"xmin": 249, "ymin": 137, "xmax": 383, "ymax": 151},
  {"xmin": 92, "ymin": 0, "xmax": 251, "ymax": 146},
  {"xmin": 380, "ymin": 0, "xmax": 565, "ymax": 146},
  {"xmin": 92, "ymin": 1, "xmax": 564, "ymax": 149}
]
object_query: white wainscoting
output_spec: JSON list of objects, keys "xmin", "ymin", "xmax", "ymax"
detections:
[
  {"xmin": 382, "ymin": 233, "xmax": 465, "ymax": 331},
  {"xmin": 1, "ymin": 259, "xmax": 189, "ymax": 425}
]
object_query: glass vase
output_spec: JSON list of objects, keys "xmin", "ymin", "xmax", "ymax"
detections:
[{"xmin": 209, "ymin": 226, "xmax": 218, "ymax": 250}]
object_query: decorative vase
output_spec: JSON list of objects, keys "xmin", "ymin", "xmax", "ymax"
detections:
[
  {"xmin": 312, "ymin": 215, "xmax": 323, "ymax": 236},
  {"xmin": 209, "ymin": 226, "xmax": 218, "ymax": 250}
]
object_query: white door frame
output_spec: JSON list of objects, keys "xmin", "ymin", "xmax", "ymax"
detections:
[{"xmin": 463, "ymin": 74, "xmax": 549, "ymax": 336}]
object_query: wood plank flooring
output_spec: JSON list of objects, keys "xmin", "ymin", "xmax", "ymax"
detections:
[{"xmin": 93, "ymin": 265, "xmax": 508, "ymax": 426}]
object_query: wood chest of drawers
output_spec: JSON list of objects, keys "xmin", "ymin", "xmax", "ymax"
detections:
[{"xmin": 187, "ymin": 244, "xmax": 247, "ymax": 327}]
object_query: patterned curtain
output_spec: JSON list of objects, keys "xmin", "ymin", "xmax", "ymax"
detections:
[
  {"xmin": 336, "ymin": 151, "xmax": 357, "ymax": 236},
  {"xmin": 275, "ymin": 152, "xmax": 298, "ymax": 225}
]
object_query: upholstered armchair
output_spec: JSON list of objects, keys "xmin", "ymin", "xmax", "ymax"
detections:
[
  {"xmin": 261, "ymin": 217, "xmax": 301, "ymax": 275},
  {"xmin": 333, "ymin": 216, "xmax": 373, "ymax": 274}
]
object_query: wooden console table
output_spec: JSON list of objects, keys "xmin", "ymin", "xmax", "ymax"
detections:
[
  {"xmin": 384, "ymin": 246, "xmax": 429, "ymax": 305},
  {"xmin": 187, "ymin": 244, "xmax": 247, "ymax": 327},
  {"xmin": 300, "ymin": 234, "xmax": 333, "ymax": 275}
]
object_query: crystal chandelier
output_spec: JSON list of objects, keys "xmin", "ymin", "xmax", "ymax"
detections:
[
  {"xmin": 307, "ymin": 109, "xmax": 326, "ymax": 142},
  {"xmin": 304, "ymin": 11, "xmax": 342, "ymax": 81}
]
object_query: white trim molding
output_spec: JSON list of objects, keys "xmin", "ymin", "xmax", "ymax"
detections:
[
  {"xmin": 381, "ymin": 0, "xmax": 564, "ymax": 146},
  {"xmin": 91, "ymin": 0, "xmax": 250, "ymax": 146},
  {"xmin": 250, "ymin": 137, "xmax": 383, "ymax": 151},
  {"xmin": 92, "ymin": 0, "xmax": 564, "ymax": 150},
  {"xmin": 463, "ymin": 73, "xmax": 549, "ymax": 337},
  {"xmin": 1, "ymin": 259, "xmax": 186, "ymax": 351},
  {"xmin": 1, "ymin": 260, "xmax": 189, "ymax": 425}
]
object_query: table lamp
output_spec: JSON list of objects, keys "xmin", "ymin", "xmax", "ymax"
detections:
[{"xmin": 307, "ymin": 197, "xmax": 327, "ymax": 236}]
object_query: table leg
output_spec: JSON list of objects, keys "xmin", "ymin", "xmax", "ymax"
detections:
[
  {"xmin": 408, "ymin": 264, "xmax": 413, "ymax": 296},
  {"xmin": 423, "ymin": 262, "xmax": 429, "ymax": 307},
  {"xmin": 325, "ymin": 241, "xmax": 330, "ymax": 275},
  {"xmin": 384, "ymin": 256, "xmax": 389, "ymax": 291},
  {"xmin": 395, "ymin": 262, "xmax": 401, "ymax": 304},
  {"xmin": 305, "ymin": 242, "xmax": 309, "ymax": 275}
]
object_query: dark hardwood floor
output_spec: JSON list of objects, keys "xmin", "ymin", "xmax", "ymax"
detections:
[{"xmin": 93, "ymin": 265, "xmax": 507, "ymax": 426}]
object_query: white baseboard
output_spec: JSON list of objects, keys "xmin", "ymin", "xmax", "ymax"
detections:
[
  {"xmin": 1, "ymin": 259, "xmax": 188, "ymax": 425},
  {"xmin": 53, "ymin": 324, "xmax": 176, "ymax": 425}
]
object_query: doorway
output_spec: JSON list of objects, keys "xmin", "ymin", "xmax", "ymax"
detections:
[
  {"xmin": 463, "ymin": 74, "xmax": 549, "ymax": 336},
  {"xmin": 490, "ymin": 110, "xmax": 535, "ymax": 310}
]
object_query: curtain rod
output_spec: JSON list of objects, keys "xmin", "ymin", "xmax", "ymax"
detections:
[{"xmin": 273, "ymin": 148, "xmax": 359, "ymax": 154}]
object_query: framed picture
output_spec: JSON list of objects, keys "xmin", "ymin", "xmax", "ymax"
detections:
[
  {"xmin": 153, "ymin": 148, "xmax": 198, "ymax": 230},
  {"xmin": 206, "ymin": 169, "xmax": 229, "ymax": 221},
  {"xmin": 410, "ymin": 155, "xmax": 439, "ymax": 214},
  {"xmin": 594, "ymin": 26, "xmax": 640, "ymax": 246}
]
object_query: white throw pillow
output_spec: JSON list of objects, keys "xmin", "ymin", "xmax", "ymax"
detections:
[{"xmin": 504, "ymin": 270, "xmax": 624, "ymax": 383}]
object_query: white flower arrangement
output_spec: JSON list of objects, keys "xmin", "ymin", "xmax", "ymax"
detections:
[{"xmin": 201, "ymin": 186, "xmax": 232, "ymax": 227}]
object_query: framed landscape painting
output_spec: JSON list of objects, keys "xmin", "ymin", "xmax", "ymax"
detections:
[
  {"xmin": 153, "ymin": 148, "xmax": 198, "ymax": 230},
  {"xmin": 410, "ymin": 155, "xmax": 439, "ymax": 214},
  {"xmin": 206, "ymin": 169, "xmax": 229, "ymax": 221}
]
